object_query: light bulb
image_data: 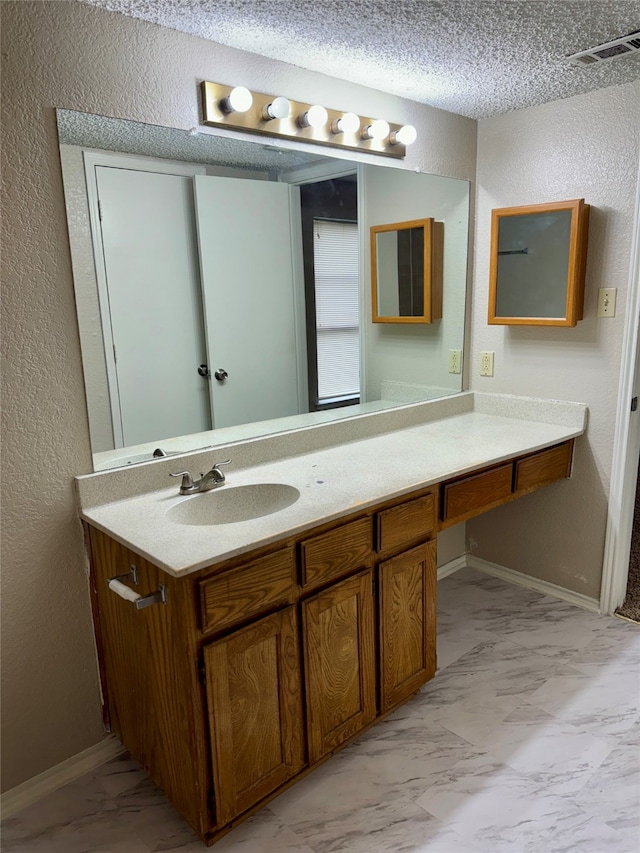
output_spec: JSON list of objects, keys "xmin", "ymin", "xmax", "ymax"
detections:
[
  {"xmin": 331, "ymin": 112, "xmax": 360, "ymax": 135},
  {"xmin": 262, "ymin": 96, "xmax": 290, "ymax": 120},
  {"xmin": 361, "ymin": 119, "xmax": 390, "ymax": 141},
  {"xmin": 390, "ymin": 125, "xmax": 417, "ymax": 146},
  {"xmin": 298, "ymin": 105, "xmax": 328, "ymax": 128},
  {"xmin": 221, "ymin": 86, "xmax": 253, "ymax": 114}
]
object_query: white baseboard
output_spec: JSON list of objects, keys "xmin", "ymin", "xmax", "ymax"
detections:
[
  {"xmin": 1, "ymin": 735, "xmax": 125, "ymax": 819},
  {"xmin": 466, "ymin": 555, "xmax": 601, "ymax": 612},
  {"xmin": 437, "ymin": 555, "xmax": 466, "ymax": 580}
]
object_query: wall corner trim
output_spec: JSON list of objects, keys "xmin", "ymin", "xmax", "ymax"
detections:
[
  {"xmin": 1, "ymin": 736, "xmax": 125, "ymax": 819},
  {"xmin": 437, "ymin": 555, "xmax": 467, "ymax": 580},
  {"xmin": 600, "ymin": 151, "xmax": 640, "ymax": 615}
]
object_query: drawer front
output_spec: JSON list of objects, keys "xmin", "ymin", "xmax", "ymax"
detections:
[
  {"xmin": 300, "ymin": 517, "xmax": 373, "ymax": 589},
  {"xmin": 442, "ymin": 463, "xmax": 513, "ymax": 526},
  {"xmin": 514, "ymin": 441, "xmax": 573, "ymax": 494},
  {"xmin": 376, "ymin": 492, "xmax": 437, "ymax": 554},
  {"xmin": 199, "ymin": 548, "xmax": 296, "ymax": 634}
]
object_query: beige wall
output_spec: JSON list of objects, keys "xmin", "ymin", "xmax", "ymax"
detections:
[
  {"xmin": 467, "ymin": 82, "xmax": 640, "ymax": 599},
  {"xmin": 0, "ymin": 1, "xmax": 476, "ymax": 791}
]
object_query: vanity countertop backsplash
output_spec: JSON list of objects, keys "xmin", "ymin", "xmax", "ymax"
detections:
[{"xmin": 75, "ymin": 392, "xmax": 587, "ymax": 576}]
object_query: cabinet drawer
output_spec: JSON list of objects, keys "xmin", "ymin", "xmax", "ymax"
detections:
[
  {"xmin": 376, "ymin": 492, "xmax": 437, "ymax": 554},
  {"xmin": 514, "ymin": 441, "xmax": 573, "ymax": 494},
  {"xmin": 441, "ymin": 463, "xmax": 513, "ymax": 527},
  {"xmin": 300, "ymin": 517, "xmax": 372, "ymax": 589},
  {"xmin": 199, "ymin": 548, "xmax": 296, "ymax": 634}
]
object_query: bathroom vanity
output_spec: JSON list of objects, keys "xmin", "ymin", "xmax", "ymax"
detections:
[{"xmin": 77, "ymin": 392, "xmax": 586, "ymax": 846}]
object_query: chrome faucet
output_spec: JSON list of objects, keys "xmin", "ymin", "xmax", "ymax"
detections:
[{"xmin": 170, "ymin": 460, "xmax": 231, "ymax": 495}]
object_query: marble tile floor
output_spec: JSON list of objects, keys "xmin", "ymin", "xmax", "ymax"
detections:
[{"xmin": 3, "ymin": 567, "xmax": 639, "ymax": 853}]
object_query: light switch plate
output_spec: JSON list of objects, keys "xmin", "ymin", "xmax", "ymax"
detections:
[
  {"xmin": 597, "ymin": 288, "xmax": 617, "ymax": 317},
  {"xmin": 480, "ymin": 351, "xmax": 494, "ymax": 377},
  {"xmin": 449, "ymin": 349, "xmax": 462, "ymax": 374}
]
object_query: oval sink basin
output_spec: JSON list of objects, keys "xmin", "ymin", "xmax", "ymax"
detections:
[{"xmin": 166, "ymin": 483, "xmax": 300, "ymax": 526}]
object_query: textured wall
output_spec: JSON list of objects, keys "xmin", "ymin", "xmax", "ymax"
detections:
[
  {"xmin": 467, "ymin": 82, "xmax": 640, "ymax": 599},
  {"xmin": 0, "ymin": 1, "xmax": 476, "ymax": 791}
]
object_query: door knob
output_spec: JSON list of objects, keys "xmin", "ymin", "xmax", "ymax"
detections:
[
  {"xmin": 214, "ymin": 369, "xmax": 229, "ymax": 381},
  {"xmin": 197, "ymin": 364, "xmax": 211, "ymax": 378}
]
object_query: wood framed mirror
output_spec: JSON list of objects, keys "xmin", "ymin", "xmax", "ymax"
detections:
[
  {"xmin": 488, "ymin": 198, "xmax": 590, "ymax": 327},
  {"xmin": 371, "ymin": 218, "xmax": 443, "ymax": 323}
]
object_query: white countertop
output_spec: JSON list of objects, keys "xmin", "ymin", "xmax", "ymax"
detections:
[{"xmin": 76, "ymin": 393, "xmax": 587, "ymax": 577}]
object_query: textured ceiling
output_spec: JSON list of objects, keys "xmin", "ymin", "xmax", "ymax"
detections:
[{"xmin": 80, "ymin": 0, "xmax": 640, "ymax": 118}]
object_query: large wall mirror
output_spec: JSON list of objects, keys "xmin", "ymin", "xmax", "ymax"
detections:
[
  {"xmin": 488, "ymin": 198, "xmax": 590, "ymax": 327},
  {"xmin": 57, "ymin": 109, "xmax": 470, "ymax": 471}
]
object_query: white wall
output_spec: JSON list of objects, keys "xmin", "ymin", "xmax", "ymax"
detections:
[
  {"xmin": 467, "ymin": 81, "xmax": 640, "ymax": 600},
  {"xmin": 0, "ymin": 0, "xmax": 476, "ymax": 791}
]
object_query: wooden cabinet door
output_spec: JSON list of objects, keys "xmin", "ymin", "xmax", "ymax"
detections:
[
  {"xmin": 378, "ymin": 541, "xmax": 436, "ymax": 714},
  {"xmin": 302, "ymin": 570, "xmax": 376, "ymax": 764},
  {"xmin": 203, "ymin": 606, "xmax": 304, "ymax": 827}
]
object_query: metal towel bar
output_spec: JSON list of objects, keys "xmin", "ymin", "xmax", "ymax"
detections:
[{"xmin": 107, "ymin": 565, "xmax": 167, "ymax": 609}]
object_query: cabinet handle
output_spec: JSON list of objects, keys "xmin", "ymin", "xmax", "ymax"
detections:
[{"xmin": 107, "ymin": 577, "xmax": 167, "ymax": 609}]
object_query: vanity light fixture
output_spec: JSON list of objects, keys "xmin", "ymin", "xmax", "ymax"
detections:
[
  {"xmin": 262, "ymin": 96, "xmax": 291, "ymax": 121},
  {"xmin": 361, "ymin": 119, "xmax": 390, "ymax": 141},
  {"xmin": 200, "ymin": 81, "xmax": 414, "ymax": 158},
  {"xmin": 390, "ymin": 125, "xmax": 417, "ymax": 146},
  {"xmin": 220, "ymin": 86, "xmax": 253, "ymax": 114},
  {"xmin": 298, "ymin": 104, "xmax": 328, "ymax": 129},
  {"xmin": 331, "ymin": 112, "xmax": 361, "ymax": 135}
]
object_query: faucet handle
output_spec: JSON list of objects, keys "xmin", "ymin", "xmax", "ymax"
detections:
[
  {"xmin": 170, "ymin": 471, "xmax": 194, "ymax": 489},
  {"xmin": 208, "ymin": 459, "xmax": 231, "ymax": 482}
]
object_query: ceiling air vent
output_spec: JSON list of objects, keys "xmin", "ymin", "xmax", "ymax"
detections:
[{"xmin": 567, "ymin": 31, "xmax": 640, "ymax": 66}]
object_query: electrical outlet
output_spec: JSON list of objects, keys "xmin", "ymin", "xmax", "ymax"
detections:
[
  {"xmin": 449, "ymin": 349, "xmax": 462, "ymax": 374},
  {"xmin": 597, "ymin": 287, "xmax": 617, "ymax": 318},
  {"xmin": 480, "ymin": 351, "xmax": 494, "ymax": 377}
]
